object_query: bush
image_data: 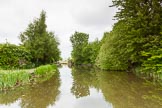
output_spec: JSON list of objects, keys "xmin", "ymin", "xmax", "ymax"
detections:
[{"xmin": 0, "ymin": 43, "xmax": 31, "ymax": 69}]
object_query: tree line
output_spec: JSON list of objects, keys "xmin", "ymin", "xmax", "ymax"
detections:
[
  {"xmin": 70, "ymin": 0, "xmax": 162, "ymax": 80},
  {"xmin": 0, "ymin": 11, "xmax": 61, "ymax": 69}
]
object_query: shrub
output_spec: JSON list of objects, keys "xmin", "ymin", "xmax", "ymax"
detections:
[{"xmin": 0, "ymin": 43, "xmax": 31, "ymax": 69}]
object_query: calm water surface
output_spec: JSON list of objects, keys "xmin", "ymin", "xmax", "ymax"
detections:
[{"xmin": 0, "ymin": 65, "xmax": 162, "ymax": 108}]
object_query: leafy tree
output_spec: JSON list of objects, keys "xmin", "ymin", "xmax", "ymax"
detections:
[
  {"xmin": 111, "ymin": 0, "xmax": 162, "ymax": 64},
  {"xmin": 139, "ymin": 35, "xmax": 162, "ymax": 78},
  {"xmin": 100, "ymin": 32, "xmax": 109, "ymax": 45},
  {"xmin": 70, "ymin": 32, "xmax": 89, "ymax": 65},
  {"xmin": 70, "ymin": 32, "xmax": 101, "ymax": 65},
  {"xmin": 87, "ymin": 39, "xmax": 100, "ymax": 64},
  {"xmin": 43, "ymin": 32, "xmax": 60, "ymax": 63},
  {"xmin": 19, "ymin": 10, "xmax": 60, "ymax": 65},
  {"xmin": 96, "ymin": 21, "xmax": 132, "ymax": 70},
  {"xmin": 95, "ymin": 0, "xmax": 162, "ymax": 81},
  {"xmin": 0, "ymin": 43, "xmax": 31, "ymax": 69}
]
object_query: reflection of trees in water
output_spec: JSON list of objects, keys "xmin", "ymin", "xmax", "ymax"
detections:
[
  {"xmin": 1, "ymin": 67, "xmax": 162, "ymax": 108},
  {"xmin": 0, "ymin": 88, "xmax": 23, "ymax": 105},
  {"xmin": 71, "ymin": 67, "xmax": 99, "ymax": 98},
  {"xmin": 0, "ymin": 72, "xmax": 60, "ymax": 108},
  {"xmin": 21, "ymin": 72, "xmax": 61, "ymax": 108},
  {"xmin": 71, "ymin": 67, "xmax": 162, "ymax": 108},
  {"xmin": 97, "ymin": 71, "xmax": 162, "ymax": 108}
]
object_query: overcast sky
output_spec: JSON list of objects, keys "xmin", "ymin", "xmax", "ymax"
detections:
[{"xmin": 0, "ymin": 0, "xmax": 116, "ymax": 59}]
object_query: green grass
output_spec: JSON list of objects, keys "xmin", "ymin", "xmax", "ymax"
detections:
[
  {"xmin": 0, "ymin": 64, "xmax": 57, "ymax": 90},
  {"xmin": 34, "ymin": 64, "xmax": 56, "ymax": 77},
  {"xmin": 32, "ymin": 64, "xmax": 57, "ymax": 83},
  {"xmin": 0, "ymin": 70, "xmax": 30, "ymax": 90}
]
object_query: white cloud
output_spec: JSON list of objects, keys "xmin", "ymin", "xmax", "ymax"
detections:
[
  {"xmin": 0, "ymin": 0, "xmax": 116, "ymax": 59},
  {"xmin": 71, "ymin": 0, "xmax": 116, "ymax": 27}
]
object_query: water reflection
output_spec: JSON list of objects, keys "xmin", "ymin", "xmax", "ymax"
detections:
[
  {"xmin": 71, "ymin": 67, "xmax": 92, "ymax": 98},
  {"xmin": 0, "ymin": 66, "xmax": 162, "ymax": 108},
  {"xmin": 98, "ymin": 71, "xmax": 162, "ymax": 108},
  {"xmin": 71, "ymin": 66, "xmax": 162, "ymax": 108},
  {"xmin": 0, "ymin": 72, "xmax": 60, "ymax": 108}
]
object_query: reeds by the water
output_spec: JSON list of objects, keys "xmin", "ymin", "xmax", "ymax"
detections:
[
  {"xmin": 0, "ymin": 70, "xmax": 30, "ymax": 90},
  {"xmin": 0, "ymin": 64, "xmax": 57, "ymax": 90}
]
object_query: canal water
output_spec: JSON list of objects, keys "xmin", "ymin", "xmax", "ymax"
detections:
[{"xmin": 0, "ymin": 65, "xmax": 162, "ymax": 108}]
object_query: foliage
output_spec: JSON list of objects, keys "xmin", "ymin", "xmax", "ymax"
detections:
[
  {"xmin": 111, "ymin": 0, "xmax": 162, "ymax": 65},
  {"xmin": 96, "ymin": 0, "xmax": 162, "ymax": 71},
  {"xmin": 70, "ymin": 32, "xmax": 100, "ymax": 65},
  {"xmin": 86, "ymin": 39, "xmax": 100, "ymax": 64},
  {"xmin": 93, "ymin": 0, "xmax": 162, "ymax": 82},
  {"xmin": 100, "ymin": 32, "xmax": 109, "ymax": 45},
  {"xmin": 19, "ymin": 10, "xmax": 60, "ymax": 66},
  {"xmin": 96, "ymin": 21, "xmax": 132, "ymax": 70},
  {"xmin": 0, "ymin": 43, "xmax": 31, "ymax": 69},
  {"xmin": 70, "ymin": 32, "xmax": 89, "ymax": 65},
  {"xmin": 139, "ymin": 37, "xmax": 162, "ymax": 80},
  {"xmin": 95, "ymin": 0, "xmax": 162, "ymax": 82}
]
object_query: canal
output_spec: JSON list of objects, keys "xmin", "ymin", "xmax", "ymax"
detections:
[{"xmin": 0, "ymin": 65, "xmax": 162, "ymax": 108}]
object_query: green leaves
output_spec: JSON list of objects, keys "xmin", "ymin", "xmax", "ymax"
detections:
[
  {"xmin": 70, "ymin": 32, "xmax": 89, "ymax": 65},
  {"xmin": 19, "ymin": 11, "xmax": 60, "ymax": 65},
  {"xmin": 70, "ymin": 32, "xmax": 100, "ymax": 65},
  {"xmin": 0, "ymin": 43, "xmax": 31, "ymax": 69},
  {"xmin": 96, "ymin": 21, "xmax": 131, "ymax": 70},
  {"xmin": 107, "ymin": 0, "xmax": 162, "ymax": 80}
]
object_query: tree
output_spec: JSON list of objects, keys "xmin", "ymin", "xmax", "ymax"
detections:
[
  {"xmin": 96, "ymin": 0, "xmax": 162, "ymax": 80},
  {"xmin": 44, "ymin": 32, "xmax": 61, "ymax": 63},
  {"xmin": 111, "ymin": 0, "xmax": 162, "ymax": 64},
  {"xmin": 70, "ymin": 32, "xmax": 89, "ymax": 65},
  {"xmin": 87, "ymin": 39, "xmax": 100, "ymax": 64},
  {"xmin": 96, "ymin": 21, "xmax": 132, "ymax": 70},
  {"xmin": 19, "ymin": 10, "xmax": 60, "ymax": 65}
]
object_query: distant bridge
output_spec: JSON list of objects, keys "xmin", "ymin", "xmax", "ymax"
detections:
[{"xmin": 58, "ymin": 61, "xmax": 68, "ymax": 64}]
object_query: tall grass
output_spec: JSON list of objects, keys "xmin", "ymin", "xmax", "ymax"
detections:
[
  {"xmin": 0, "ymin": 70, "xmax": 30, "ymax": 90},
  {"xmin": 0, "ymin": 64, "xmax": 57, "ymax": 90}
]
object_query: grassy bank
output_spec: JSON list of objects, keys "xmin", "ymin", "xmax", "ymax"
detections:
[{"xmin": 0, "ymin": 64, "xmax": 57, "ymax": 90}]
